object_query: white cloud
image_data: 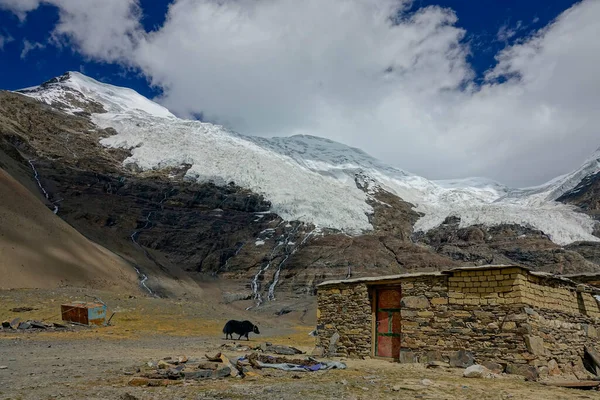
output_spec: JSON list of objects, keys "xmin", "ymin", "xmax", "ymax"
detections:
[
  {"xmin": 0, "ymin": 33, "xmax": 14, "ymax": 50},
  {"xmin": 0, "ymin": 0, "xmax": 40, "ymax": 20},
  {"xmin": 496, "ymin": 20, "xmax": 523, "ymax": 42},
  {"xmin": 20, "ymin": 39, "xmax": 45, "ymax": 58},
  {"xmin": 3, "ymin": 0, "xmax": 600, "ymax": 187}
]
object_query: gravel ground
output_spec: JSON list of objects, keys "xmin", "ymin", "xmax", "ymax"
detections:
[{"xmin": 1, "ymin": 287, "xmax": 600, "ymax": 400}]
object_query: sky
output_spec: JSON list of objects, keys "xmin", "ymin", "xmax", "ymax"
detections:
[{"xmin": 0, "ymin": 0, "xmax": 598, "ymax": 188}]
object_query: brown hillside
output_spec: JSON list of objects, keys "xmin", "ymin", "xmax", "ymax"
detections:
[{"xmin": 0, "ymin": 167, "xmax": 139, "ymax": 292}]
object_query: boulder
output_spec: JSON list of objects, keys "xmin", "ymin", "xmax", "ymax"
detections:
[
  {"xmin": 506, "ymin": 364, "xmax": 539, "ymax": 381},
  {"xmin": 482, "ymin": 361, "xmax": 504, "ymax": 374},
  {"xmin": 548, "ymin": 359, "xmax": 561, "ymax": 376},
  {"xmin": 399, "ymin": 349, "xmax": 417, "ymax": 364},
  {"xmin": 463, "ymin": 365, "xmax": 490, "ymax": 378},
  {"xmin": 449, "ymin": 350, "xmax": 475, "ymax": 368}
]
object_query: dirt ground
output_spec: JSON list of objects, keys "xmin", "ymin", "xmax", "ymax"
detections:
[{"xmin": 1, "ymin": 287, "xmax": 600, "ymax": 400}]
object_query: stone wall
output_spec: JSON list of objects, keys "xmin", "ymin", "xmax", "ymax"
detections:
[
  {"xmin": 523, "ymin": 274, "xmax": 600, "ymax": 318},
  {"xmin": 316, "ymin": 283, "xmax": 371, "ymax": 357},
  {"xmin": 447, "ymin": 267, "xmax": 527, "ymax": 306},
  {"xmin": 316, "ymin": 266, "xmax": 600, "ymax": 377},
  {"xmin": 526, "ymin": 307, "xmax": 600, "ymax": 377}
]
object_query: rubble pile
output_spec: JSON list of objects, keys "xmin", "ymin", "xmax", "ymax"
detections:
[
  {"xmin": 1, "ymin": 318, "xmax": 69, "ymax": 332},
  {"xmin": 127, "ymin": 345, "xmax": 346, "ymax": 387}
]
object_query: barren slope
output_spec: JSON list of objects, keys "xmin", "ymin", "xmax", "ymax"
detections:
[{"xmin": 0, "ymin": 167, "xmax": 139, "ymax": 291}]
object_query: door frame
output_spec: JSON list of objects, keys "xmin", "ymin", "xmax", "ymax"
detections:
[{"xmin": 371, "ymin": 285, "xmax": 402, "ymax": 360}]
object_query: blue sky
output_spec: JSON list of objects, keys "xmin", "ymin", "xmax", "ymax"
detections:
[
  {"xmin": 0, "ymin": 0, "xmax": 597, "ymax": 187},
  {"xmin": 0, "ymin": 1, "xmax": 579, "ymax": 98}
]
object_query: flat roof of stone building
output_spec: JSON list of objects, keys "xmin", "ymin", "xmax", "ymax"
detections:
[
  {"xmin": 316, "ymin": 264, "xmax": 582, "ymax": 288},
  {"xmin": 317, "ymin": 271, "xmax": 444, "ymax": 287}
]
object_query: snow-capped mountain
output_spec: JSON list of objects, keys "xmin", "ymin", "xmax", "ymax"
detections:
[{"xmin": 17, "ymin": 72, "xmax": 600, "ymax": 245}]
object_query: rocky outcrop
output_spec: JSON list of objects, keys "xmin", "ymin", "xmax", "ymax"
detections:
[{"xmin": 415, "ymin": 217, "xmax": 599, "ymax": 274}]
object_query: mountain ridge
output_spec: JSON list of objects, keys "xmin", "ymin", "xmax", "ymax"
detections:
[
  {"xmin": 3, "ymin": 71, "xmax": 600, "ymax": 299},
  {"xmin": 16, "ymin": 71, "xmax": 600, "ymax": 245}
]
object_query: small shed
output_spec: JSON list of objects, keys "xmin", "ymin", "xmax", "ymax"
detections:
[
  {"xmin": 316, "ymin": 265, "xmax": 600, "ymax": 374},
  {"xmin": 61, "ymin": 301, "xmax": 107, "ymax": 326}
]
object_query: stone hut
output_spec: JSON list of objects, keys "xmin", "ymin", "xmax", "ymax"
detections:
[{"xmin": 316, "ymin": 265, "xmax": 600, "ymax": 376}]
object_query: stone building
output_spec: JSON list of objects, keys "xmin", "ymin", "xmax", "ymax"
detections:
[{"xmin": 316, "ymin": 265, "xmax": 600, "ymax": 376}]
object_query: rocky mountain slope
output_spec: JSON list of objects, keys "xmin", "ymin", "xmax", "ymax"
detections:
[
  {"xmin": 2, "ymin": 71, "xmax": 600, "ymax": 301},
  {"xmin": 0, "ymin": 160, "xmax": 139, "ymax": 291}
]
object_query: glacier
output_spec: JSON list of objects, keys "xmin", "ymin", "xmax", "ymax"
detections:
[{"xmin": 17, "ymin": 71, "xmax": 600, "ymax": 245}]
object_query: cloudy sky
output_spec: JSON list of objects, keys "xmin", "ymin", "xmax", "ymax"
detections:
[{"xmin": 0, "ymin": 0, "xmax": 598, "ymax": 187}]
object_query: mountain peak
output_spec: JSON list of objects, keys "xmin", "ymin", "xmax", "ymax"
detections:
[{"xmin": 18, "ymin": 71, "xmax": 176, "ymax": 119}]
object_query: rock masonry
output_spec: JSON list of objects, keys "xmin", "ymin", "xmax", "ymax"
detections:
[{"xmin": 316, "ymin": 265, "xmax": 600, "ymax": 377}]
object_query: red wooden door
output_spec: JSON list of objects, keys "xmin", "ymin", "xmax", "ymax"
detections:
[{"xmin": 375, "ymin": 287, "xmax": 401, "ymax": 358}]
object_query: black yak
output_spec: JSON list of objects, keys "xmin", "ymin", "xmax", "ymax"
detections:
[{"xmin": 222, "ymin": 319, "xmax": 260, "ymax": 340}]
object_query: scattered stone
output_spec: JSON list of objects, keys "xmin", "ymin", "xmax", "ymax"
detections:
[
  {"xmin": 392, "ymin": 385, "xmax": 401, "ymax": 392},
  {"xmin": 506, "ymin": 364, "xmax": 539, "ymax": 381},
  {"xmin": 30, "ymin": 321, "xmax": 47, "ymax": 330},
  {"xmin": 0, "ymin": 366, "xmax": 7, "ymax": 370},
  {"xmin": 482, "ymin": 361, "xmax": 504, "ymax": 374},
  {"xmin": 1, "ymin": 321, "xmax": 10, "ymax": 328},
  {"xmin": 266, "ymin": 345, "xmax": 303, "ymax": 355},
  {"xmin": 177, "ymin": 355, "xmax": 188, "ymax": 364},
  {"xmin": 18, "ymin": 322, "xmax": 31, "ymax": 330},
  {"xmin": 399, "ymin": 349, "xmax": 417, "ymax": 364},
  {"xmin": 121, "ymin": 393, "xmax": 139, "ymax": 400},
  {"xmin": 421, "ymin": 379, "xmax": 434, "ymax": 386},
  {"xmin": 183, "ymin": 370, "xmax": 213, "ymax": 380},
  {"xmin": 127, "ymin": 377, "xmax": 150, "ymax": 387},
  {"xmin": 211, "ymin": 366, "xmax": 232, "ymax": 379},
  {"xmin": 197, "ymin": 362, "xmax": 221, "ymax": 370},
  {"xmin": 220, "ymin": 354, "xmax": 240, "ymax": 378},
  {"xmin": 547, "ymin": 359, "xmax": 561, "ymax": 376},
  {"xmin": 464, "ymin": 365, "xmax": 491, "ymax": 378},
  {"xmin": 427, "ymin": 361, "xmax": 450, "ymax": 368},
  {"xmin": 166, "ymin": 366, "xmax": 185, "ymax": 379},
  {"xmin": 340, "ymin": 379, "xmax": 348, "ymax": 385},
  {"xmin": 157, "ymin": 360, "xmax": 171, "ymax": 370},
  {"xmin": 10, "ymin": 318, "xmax": 20, "ymax": 330},
  {"xmin": 449, "ymin": 350, "xmax": 475, "ymax": 368},
  {"xmin": 205, "ymin": 353, "xmax": 222, "ymax": 362}
]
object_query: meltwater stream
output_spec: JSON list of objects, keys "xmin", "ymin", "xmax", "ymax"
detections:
[{"xmin": 28, "ymin": 160, "xmax": 58, "ymax": 214}]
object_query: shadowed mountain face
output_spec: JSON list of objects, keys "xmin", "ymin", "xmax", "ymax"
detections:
[{"xmin": 2, "ymin": 73, "xmax": 600, "ymax": 300}]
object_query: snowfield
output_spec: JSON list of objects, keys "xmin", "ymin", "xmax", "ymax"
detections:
[{"xmin": 18, "ymin": 72, "xmax": 600, "ymax": 245}]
